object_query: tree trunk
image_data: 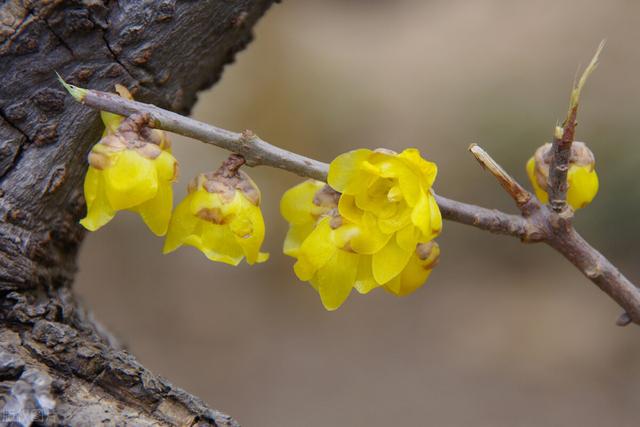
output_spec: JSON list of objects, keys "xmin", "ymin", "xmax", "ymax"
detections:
[{"xmin": 0, "ymin": 1, "xmax": 274, "ymax": 425}]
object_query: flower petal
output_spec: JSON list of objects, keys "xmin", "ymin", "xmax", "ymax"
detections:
[
  {"xmin": 354, "ymin": 255, "xmax": 379, "ymax": 294},
  {"xmin": 104, "ymin": 150, "xmax": 158, "ymax": 210},
  {"xmin": 328, "ymin": 148, "xmax": 372, "ymax": 192},
  {"xmin": 163, "ymin": 193, "xmax": 199, "ymax": 253},
  {"xmin": 80, "ymin": 168, "xmax": 115, "ymax": 231},
  {"xmin": 280, "ymin": 180, "xmax": 325, "ymax": 225},
  {"xmin": 526, "ymin": 156, "xmax": 549, "ymax": 204},
  {"xmin": 372, "ymin": 236, "xmax": 412, "ymax": 284},
  {"xmin": 567, "ymin": 164, "xmax": 599, "ymax": 209},
  {"xmin": 283, "ymin": 222, "xmax": 315, "ymax": 257},
  {"xmin": 135, "ymin": 179, "xmax": 173, "ymax": 236},
  {"xmin": 314, "ymin": 249, "xmax": 359, "ymax": 310}
]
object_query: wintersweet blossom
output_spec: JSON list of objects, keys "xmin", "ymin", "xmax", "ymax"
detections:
[
  {"xmin": 526, "ymin": 141, "xmax": 599, "ymax": 210},
  {"xmin": 164, "ymin": 159, "xmax": 268, "ymax": 266},
  {"xmin": 80, "ymin": 115, "xmax": 178, "ymax": 236},
  {"xmin": 281, "ymin": 147, "xmax": 442, "ymax": 310}
]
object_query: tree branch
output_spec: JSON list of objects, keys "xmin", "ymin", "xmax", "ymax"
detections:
[
  {"xmin": 547, "ymin": 41, "xmax": 604, "ymax": 215},
  {"xmin": 60, "ymin": 78, "xmax": 640, "ymax": 327},
  {"xmin": 468, "ymin": 143, "xmax": 532, "ymax": 209}
]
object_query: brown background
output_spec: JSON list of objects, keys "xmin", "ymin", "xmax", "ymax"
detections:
[{"xmin": 76, "ymin": 1, "xmax": 640, "ymax": 426}]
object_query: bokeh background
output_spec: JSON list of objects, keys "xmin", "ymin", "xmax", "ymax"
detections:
[{"xmin": 76, "ymin": 1, "xmax": 640, "ymax": 426}]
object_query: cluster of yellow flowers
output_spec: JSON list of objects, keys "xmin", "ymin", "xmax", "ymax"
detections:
[
  {"xmin": 81, "ymin": 86, "xmax": 600, "ymax": 311},
  {"xmin": 81, "ymin": 86, "xmax": 267, "ymax": 266},
  {"xmin": 281, "ymin": 148, "xmax": 442, "ymax": 310}
]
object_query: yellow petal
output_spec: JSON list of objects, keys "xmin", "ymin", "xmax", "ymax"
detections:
[
  {"xmin": 231, "ymin": 194, "xmax": 268, "ymax": 264},
  {"xmin": 354, "ymin": 255, "xmax": 379, "ymax": 294},
  {"xmin": 377, "ymin": 202, "xmax": 411, "ymax": 234},
  {"xmin": 283, "ymin": 222, "xmax": 315, "ymax": 257},
  {"xmin": 397, "ymin": 148, "xmax": 437, "ymax": 188},
  {"xmin": 163, "ymin": 193, "xmax": 199, "ymax": 253},
  {"xmin": 314, "ymin": 249, "xmax": 359, "ymax": 311},
  {"xmin": 337, "ymin": 194, "xmax": 363, "ymax": 223},
  {"xmin": 385, "ymin": 243, "xmax": 440, "ymax": 296},
  {"xmin": 372, "ymin": 236, "xmax": 412, "ymax": 284},
  {"xmin": 280, "ymin": 180, "xmax": 325, "ymax": 225},
  {"xmin": 428, "ymin": 192, "xmax": 442, "ymax": 236},
  {"xmin": 199, "ymin": 222, "xmax": 245, "ymax": 265},
  {"xmin": 153, "ymin": 151, "xmax": 178, "ymax": 182},
  {"xmin": 567, "ymin": 164, "xmax": 599, "ymax": 209},
  {"xmin": 135, "ymin": 180, "xmax": 173, "ymax": 236},
  {"xmin": 396, "ymin": 225, "xmax": 419, "ymax": 252},
  {"xmin": 349, "ymin": 212, "xmax": 392, "ymax": 254},
  {"xmin": 297, "ymin": 218, "xmax": 337, "ymax": 271},
  {"xmin": 328, "ymin": 148, "xmax": 372, "ymax": 192},
  {"xmin": 410, "ymin": 191, "xmax": 432, "ymax": 236},
  {"xmin": 526, "ymin": 156, "xmax": 549, "ymax": 204},
  {"xmin": 104, "ymin": 150, "xmax": 158, "ymax": 210},
  {"xmin": 80, "ymin": 167, "xmax": 115, "ymax": 231}
]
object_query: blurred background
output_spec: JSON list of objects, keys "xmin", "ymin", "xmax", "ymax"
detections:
[{"xmin": 76, "ymin": 1, "xmax": 640, "ymax": 426}]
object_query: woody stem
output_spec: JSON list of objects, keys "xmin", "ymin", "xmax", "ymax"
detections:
[{"xmin": 62, "ymin": 82, "xmax": 640, "ymax": 327}]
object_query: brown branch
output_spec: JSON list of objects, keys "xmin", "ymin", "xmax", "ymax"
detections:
[
  {"xmin": 60, "ymin": 77, "xmax": 640, "ymax": 327},
  {"xmin": 468, "ymin": 144, "xmax": 532, "ymax": 209},
  {"xmin": 547, "ymin": 41, "xmax": 604, "ymax": 214}
]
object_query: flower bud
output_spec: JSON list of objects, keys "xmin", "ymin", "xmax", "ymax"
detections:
[
  {"xmin": 163, "ymin": 157, "xmax": 268, "ymax": 266},
  {"xmin": 526, "ymin": 141, "xmax": 599, "ymax": 209},
  {"xmin": 80, "ymin": 115, "xmax": 178, "ymax": 236}
]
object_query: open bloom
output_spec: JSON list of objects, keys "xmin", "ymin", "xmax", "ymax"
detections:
[
  {"xmin": 164, "ymin": 159, "xmax": 268, "ymax": 265},
  {"xmin": 526, "ymin": 141, "xmax": 598, "ymax": 209},
  {"xmin": 281, "ymin": 148, "xmax": 442, "ymax": 310},
  {"xmin": 328, "ymin": 148, "xmax": 442, "ymax": 283},
  {"xmin": 80, "ymin": 115, "xmax": 178, "ymax": 236}
]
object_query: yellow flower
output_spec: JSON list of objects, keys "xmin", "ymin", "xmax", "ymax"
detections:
[
  {"xmin": 80, "ymin": 118, "xmax": 178, "ymax": 236},
  {"xmin": 163, "ymin": 161, "xmax": 268, "ymax": 266},
  {"xmin": 526, "ymin": 141, "xmax": 599, "ymax": 209},
  {"xmin": 329, "ymin": 148, "xmax": 442, "ymax": 282},
  {"xmin": 281, "ymin": 147, "xmax": 442, "ymax": 310}
]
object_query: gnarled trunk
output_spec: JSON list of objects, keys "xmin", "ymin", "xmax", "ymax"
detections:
[{"xmin": 0, "ymin": 1, "xmax": 274, "ymax": 424}]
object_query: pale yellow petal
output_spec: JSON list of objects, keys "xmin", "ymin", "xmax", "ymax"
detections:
[
  {"xmin": 283, "ymin": 222, "xmax": 315, "ymax": 257},
  {"xmin": 231, "ymin": 195, "xmax": 268, "ymax": 264},
  {"xmin": 135, "ymin": 180, "xmax": 173, "ymax": 236},
  {"xmin": 349, "ymin": 212, "xmax": 392, "ymax": 254},
  {"xmin": 199, "ymin": 222, "xmax": 245, "ymax": 266},
  {"xmin": 354, "ymin": 255, "xmax": 379, "ymax": 294},
  {"xmin": 328, "ymin": 148, "xmax": 372, "ymax": 192},
  {"xmin": 567, "ymin": 164, "xmax": 599, "ymax": 209},
  {"xmin": 280, "ymin": 180, "xmax": 325, "ymax": 225},
  {"xmin": 163, "ymin": 194, "xmax": 199, "ymax": 253},
  {"xmin": 372, "ymin": 236, "xmax": 412, "ymax": 284},
  {"xmin": 80, "ymin": 168, "xmax": 115, "ymax": 231},
  {"xmin": 153, "ymin": 151, "xmax": 178, "ymax": 182},
  {"xmin": 526, "ymin": 156, "xmax": 549, "ymax": 204},
  {"xmin": 314, "ymin": 249, "xmax": 359, "ymax": 311},
  {"xmin": 104, "ymin": 150, "xmax": 158, "ymax": 210}
]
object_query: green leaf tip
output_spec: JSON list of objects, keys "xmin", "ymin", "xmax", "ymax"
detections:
[
  {"xmin": 55, "ymin": 72, "xmax": 88, "ymax": 102},
  {"xmin": 568, "ymin": 40, "xmax": 605, "ymax": 113}
]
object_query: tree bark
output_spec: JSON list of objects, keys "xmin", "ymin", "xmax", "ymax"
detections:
[{"xmin": 0, "ymin": 1, "xmax": 274, "ymax": 425}]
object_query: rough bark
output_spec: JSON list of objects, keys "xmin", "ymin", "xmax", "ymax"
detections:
[{"xmin": 0, "ymin": 0, "xmax": 275, "ymax": 425}]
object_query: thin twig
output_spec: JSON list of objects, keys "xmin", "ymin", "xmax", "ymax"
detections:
[
  {"xmin": 59, "ymin": 72, "xmax": 640, "ymax": 327},
  {"xmin": 547, "ymin": 41, "xmax": 604, "ymax": 214},
  {"xmin": 468, "ymin": 144, "xmax": 532, "ymax": 209}
]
